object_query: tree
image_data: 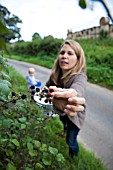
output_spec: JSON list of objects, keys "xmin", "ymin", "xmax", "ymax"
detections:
[
  {"xmin": 0, "ymin": 4, "xmax": 22, "ymax": 50},
  {"xmin": 79, "ymin": 0, "xmax": 113, "ymax": 23},
  {"xmin": 32, "ymin": 32, "xmax": 42, "ymax": 41}
]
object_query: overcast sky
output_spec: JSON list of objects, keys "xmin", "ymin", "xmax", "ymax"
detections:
[{"xmin": 1, "ymin": 0, "xmax": 113, "ymax": 41}]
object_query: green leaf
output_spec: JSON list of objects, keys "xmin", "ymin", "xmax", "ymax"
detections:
[
  {"xmin": 25, "ymin": 167, "xmax": 33, "ymax": 170},
  {"xmin": 27, "ymin": 143, "xmax": 33, "ymax": 151},
  {"xmin": 0, "ymin": 79, "xmax": 11, "ymax": 88},
  {"xmin": 2, "ymin": 119, "xmax": 13, "ymax": 128},
  {"xmin": 42, "ymin": 153, "xmax": 52, "ymax": 166},
  {"xmin": 0, "ymin": 82, "xmax": 10, "ymax": 96},
  {"xmin": 0, "ymin": 95, "xmax": 7, "ymax": 101},
  {"xmin": 6, "ymin": 149, "xmax": 13, "ymax": 157},
  {"xmin": 0, "ymin": 72, "xmax": 10, "ymax": 80},
  {"xmin": 29, "ymin": 150, "xmax": 38, "ymax": 156},
  {"xmin": 1, "ymin": 139, "xmax": 8, "ymax": 142},
  {"xmin": 48, "ymin": 146, "xmax": 58, "ymax": 155},
  {"xmin": 23, "ymin": 135, "xmax": 32, "ymax": 143},
  {"xmin": 0, "ymin": 37, "xmax": 7, "ymax": 51},
  {"xmin": 3, "ymin": 64, "xmax": 9, "ymax": 73},
  {"xmin": 56, "ymin": 153, "xmax": 65, "ymax": 162},
  {"xmin": 35, "ymin": 163, "xmax": 43, "ymax": 169},
  {"xmin": 0, "ymin": 21, "xmax": 9, "ymax": 34},
  {"xmin": 0, "ymin": 116, "xmax": 5, "ymax": 121},
  {"xmin": 19, "ymin": 117, "xmax": 26, "ymax": 123},
  {"xmin": 12, "ymin": 139, "xmax": 20, "ymax": 147},
  {"xmin": 42, "ymin": 159, "xmax": 51, "ymax": 166},
  {"xmin": 40, "ymin": 143, "xmax": 47, "ymax": 152},
  {"xmin": 0, "ymin": 55, "xmax": 4, "ymax": 62},
  {"xmin": 20, "ymin": 123, "xmax": 26, "ymax": 129},
  {"xmin": 6, "ymin": 163, "xmax": 16, "ymax": 170},
  {"xmin": 79, "ymin": 0, "xmax": 86, "ymax": 9},
  {"xmin": 33, "ymin": 140, "xmax": 41, "ymax": 148}
]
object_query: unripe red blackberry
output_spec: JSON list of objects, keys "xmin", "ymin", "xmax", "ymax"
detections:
[{"xmin": 46, "ymin": 92, "xmax": 52, "ymax": 98}]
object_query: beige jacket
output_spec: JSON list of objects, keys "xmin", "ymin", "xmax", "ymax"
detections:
[{"xmin": 46, "ymin": 72, "xmax": 87, "ymax": 129}]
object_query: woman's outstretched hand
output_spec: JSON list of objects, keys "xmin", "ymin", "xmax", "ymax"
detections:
[{"xmin": 49, "ymin": 86, "xmax": 85, "ymax": 116}]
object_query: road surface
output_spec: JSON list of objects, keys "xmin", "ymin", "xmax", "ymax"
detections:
[{"xmin": 8, "ymin": 59, "xmax": 113, "ymax": 170}]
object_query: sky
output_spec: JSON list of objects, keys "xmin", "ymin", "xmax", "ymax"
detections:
[{"xmin": 1, "ymin": 0, "xmax": 113, "ymax": 41}]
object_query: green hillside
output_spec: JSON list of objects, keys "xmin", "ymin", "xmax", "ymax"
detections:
[{"xmin": 6, "ymin": 37, "xmax": 113, "ymax": 90}]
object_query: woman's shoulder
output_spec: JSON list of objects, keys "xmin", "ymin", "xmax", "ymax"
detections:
[
  {"xmin": 71, "ymin": 72, "xmax": 87, "ymax": 81},
  {"xmin": 65, "ymin": 72, "xmax": 87, "ymax": 89}
]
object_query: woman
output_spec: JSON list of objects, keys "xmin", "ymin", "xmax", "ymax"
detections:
[{"xmin": 46, "ymin": 39, "xmax": 87, "ymax": 158}]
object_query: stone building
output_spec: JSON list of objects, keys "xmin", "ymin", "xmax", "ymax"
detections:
[{"xmin": 67, "ymin": 17, "xmax": 113, "ymax": 40}]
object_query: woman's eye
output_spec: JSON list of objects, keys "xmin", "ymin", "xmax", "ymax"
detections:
[
  {"xmin": 68, "ymin": 51, "xmax": 73, "ymax": 55},
  {"xmin": 60, "ymin": 51, "xmax": 65, "ymax": 55}
]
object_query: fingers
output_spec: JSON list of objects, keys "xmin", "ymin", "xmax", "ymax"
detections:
[
  {"xmin": 64, "ymin": 104, "xmax": 85, "ymax": 117},
  {"xmin": 49, "ymin": 87, "xmax": 77, "ymax": 98},
  {"xmin": 49, "ymin": 86, "xmax": 65, "ymax": 92},
  {"xmin": 68, "ymin": 97, "xmax": 85, "ymax": 105},
  {"xmin": 64, "ymin": 104, "xmax": 85, "ymax": 113},
  {"xmin": 64, "ymin": 97, "xmax": 85, "ymax": 116}
]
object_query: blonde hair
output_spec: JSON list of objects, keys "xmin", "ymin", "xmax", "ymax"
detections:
[
  {"xmin": 28, "ymin": 68, "xmax": 35, "ymax": 73},
  {"xmin": 50, "ymin": 39, "xmax": 86, "ymax": 85}
]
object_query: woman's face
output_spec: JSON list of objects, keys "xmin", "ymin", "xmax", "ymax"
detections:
[{"xmin": 58, "ymin": 44, "xmax": 77, "ymax": 73}]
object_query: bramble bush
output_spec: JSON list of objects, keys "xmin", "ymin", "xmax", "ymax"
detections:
[{"xmin": 0, "ymin": 55, "xmax": 65, "ymax": 170}]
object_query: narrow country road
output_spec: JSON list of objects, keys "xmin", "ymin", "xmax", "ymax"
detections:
[{"xmin": 8, "ymin": 59, "xmax": 113, "ymax": 170}]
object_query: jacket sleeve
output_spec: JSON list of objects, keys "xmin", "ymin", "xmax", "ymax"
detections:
[{"xmin": 68, "ymin": 73, "xmax": 87, "ymax": 97}]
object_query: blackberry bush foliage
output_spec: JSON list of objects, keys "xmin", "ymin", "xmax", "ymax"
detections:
[{"xmin": 0, "ymin": 55, "xmax": 65, "ymax": 170}]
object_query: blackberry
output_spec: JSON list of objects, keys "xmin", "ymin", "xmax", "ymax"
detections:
[
  {"xmin": 31, "ymin": 90, "xmax": 35, "ymax": 95},
  {"xmin": 44, "ymin": 88, "xmax": 48, "ymax": 93},
  {"xmin": 40, "ymin": 94, "xmax": 44, "ymax": 98},
  {"xmin": 11, "ymin": 130, "xmax": 14, "ymax": 134},
  {"xmin": 12, "ymin": 91, "xmax": 16, "ymax": 96},
  {"xmin": 30, "ymin": 85, "xmax": 35, "ymax": 89},
  {"xmin": 21, "ymin": 94, "xmax": 27, "ymax": 99},
  {"xmin": 12, "ymin": 99, "xmax": 16, "ymax": 104},
  {"xmin": 36, "ymin": 88, "xmax": 40, "ymax": 92},
  {"xmin": 49, "ymin": 89, "xmax": 54, "ymax": 93},
  {"xmin": 44, "ymin": 99, "xmax": 48, "ymax": 103},
  {"xmin": 49, "ymin": 98, "xmax": 52, "ymax": 103}
]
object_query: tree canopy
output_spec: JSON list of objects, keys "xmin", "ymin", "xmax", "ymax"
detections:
[{"xmin": 0, "ymin": 4, "xmax": 22, "ymax": 50}]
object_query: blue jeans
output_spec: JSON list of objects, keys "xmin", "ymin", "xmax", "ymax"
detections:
[{"xmin": 60, "ymin": 115, "xmax": 80, "ymax": 157}]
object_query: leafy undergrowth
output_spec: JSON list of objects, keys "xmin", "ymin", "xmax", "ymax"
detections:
[{"xmin": 0, "ymin": 58, "xmax": 107, "ymax": 170}]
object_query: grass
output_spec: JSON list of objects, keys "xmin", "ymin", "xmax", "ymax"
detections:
[
  {"xmin": 5, "ymin": 54, "xmax": 54, "ymax": 69},
  {"xmin": 7, "ymin": 65, "xmax": 107, "ymax": 170}
]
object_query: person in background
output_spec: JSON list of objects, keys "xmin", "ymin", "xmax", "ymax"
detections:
[
  {"xmin": 46, "ymin": 39, "xmax": 87, "ymax": 158},
  {"xmin": 26, "ymin": 67, "xmax": 41, "ymax": 89}
]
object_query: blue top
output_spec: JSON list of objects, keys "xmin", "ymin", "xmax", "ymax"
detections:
[{"xmin": 26, "ymin": 74, "xmax": 37, "ymax": 88}]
